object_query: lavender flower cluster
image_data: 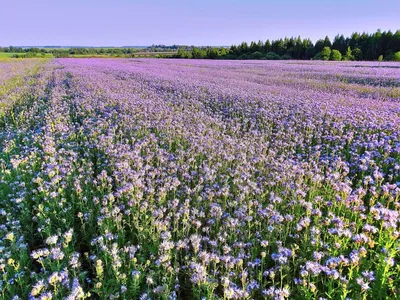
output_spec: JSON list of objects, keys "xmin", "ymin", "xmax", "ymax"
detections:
[{"xmin": 0, "ymin": 58, "xmax": 399, "ymax": 299}]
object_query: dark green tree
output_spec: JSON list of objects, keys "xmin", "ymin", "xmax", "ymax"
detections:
[
  {"xmin": 305, "ymin": 47, "xmax": 316, "ymax": 59},
  {"xmin": 263, "ymin": 40, "xmax": 271, "ymax": 53},
  {"xmin": 315, "ymin": 39, "xmax": 325, "ymax": 52},
  {"xmin": 343, "ymin": 47, "xmax": 354, "ymax": 61},
  {"xmin": 352, "ymin": 48, "xmax": 363, "ymax": 61},
  {"xmin": 324, "ymin": 36, "xmax": 332, "ymax": 48},
  {"xmin": 332, "ymin": 34, "xmax": 347, "ymax": 55}
]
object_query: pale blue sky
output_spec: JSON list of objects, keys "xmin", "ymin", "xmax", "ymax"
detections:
[{"xmin": 1, "ymin": 0, "xmax": 399, "ymax": 46}]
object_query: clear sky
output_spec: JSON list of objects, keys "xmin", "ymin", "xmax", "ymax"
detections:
[{"xmin": 1, "ymin": 0, "xmax": 399, "ymax": 46}]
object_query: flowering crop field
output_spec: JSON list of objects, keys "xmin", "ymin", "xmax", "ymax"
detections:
[{"xmin": 1, "ymin": 58, "xmax": 400, "ymax": 300}]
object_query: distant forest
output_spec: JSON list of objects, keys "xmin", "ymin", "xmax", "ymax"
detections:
[
  {"xmin": 176, "ymin": 29, "xmax": 400, "ymax": 61},
  {"xmin": 0, "ymin": 44, "xmax": 186, "ymax": 58},
  {"xmin": 1, "ymin": 29, "xmax": 400, "ymax": 61},
  {"xmin": 0, "ymin": 46, "xmax": 143, "ymax": 58}
]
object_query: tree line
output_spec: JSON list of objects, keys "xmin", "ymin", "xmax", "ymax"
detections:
[
  {"xmin": 2, "ymin": 29, "xmax": 400, "ymax": 61},
  {"xmin": 0, "ymin": 46, "xmax": 183, "ymax": 58},
  {"xmin": 175, "ymin": 29, "xmax": 400, "ymax": 61}
]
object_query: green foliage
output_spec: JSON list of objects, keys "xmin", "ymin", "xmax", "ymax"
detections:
[
  {"xmin": 263, "ymin": 52, "xmax": 281, "ymax": 60},
  {"xmin": 53, "ymin": 51, "xmax": 70, "ymax": 58},
  {"xmin": 312, "ymin": 52, "xmax": 322, "ymax": 60},
  {"xmin": 314, "ymin": 39, "xmax": 325, "ymax": 53},
  {"xmin": 238, "ymin": 53, "xmax": 250, "ymax": 60},
  {"xmin": 192, "ymin": 47, "xmax": 207, "ymax": 59},
  {"xmin": 1, "ymin": 28, "xmax": 399, "ymax": 61},
  {"xmin": 206, "ymin": 47, "xmax": 219, "ymax": 59},
  {"xmin": 320, "ymin": 47, "xmax": 331, "ymax": 60},
  {"xmin": 352, "ymin": 48, "xmax": 363, "ymax": 61},
  {"xmin": 305, "ymin": 47, "xmax": 317, "ymax": 59},
  {"xmin": 343, "ymin": 47, "xmax": 354, "ymax": 61},
  {"xmin": 250, "ymin": 51, "xmax": 264, "ymax": 59},
  {"xmin": 378, "ymin": 55, "xmax": 384, "ymax": 61},
  {"xmin": 323, "ymin": 36, "xmax": 332, "ymax": 48},
  {"xmin": 332, "ymin": 34, "xmax": 347, "ymax": 54},
  {"xmin": 185, "ymin": 51, "xmax": 193, "ymax": 59},
  {"xmin": 220, "ymin": 48, "xmax": 227, "ymax": 56},
  {"xmin": 227, "ymin": 29, "xmax": 400, "ymax": 61},
  {"xmin": 383, "ymin": 51, "xmax": 394, "ymax": 61},
  {"xmin": 176, "ymin": 48, "xmax": 186, "ymax": 58},
  {"xmin": 263, "ymin": 40, "xmax": 271, "ymax": 53},
  {"xmin": 330, "ymin": 49, "xmax": 342, "ymax": 61},
  {"xmin": 11, "ymin": 52, "xmax": 38, "ymax": 58},
  {"xmin": 393, "ymin": 51, "xmax": 400, "ymax": 61}
]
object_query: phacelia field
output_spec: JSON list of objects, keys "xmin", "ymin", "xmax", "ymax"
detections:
[{"xmin": 1, "ymin": 58, "xmax": 400, "ymax": 300}]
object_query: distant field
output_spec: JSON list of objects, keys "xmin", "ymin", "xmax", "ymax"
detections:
[
  {"xmin": 0, "ymin": 52, "xmax": 54, "ymax": 58},
  {"xmin": 71, "ymin": 52, "xmax": 177, "ymax": 58},
  {"xmin": 0, "ymin": 52, "xmax": 175, "ymax": 58},
  {"xmin": 0, "ymin": 52, "xmax": 19, "ymax": 58}
]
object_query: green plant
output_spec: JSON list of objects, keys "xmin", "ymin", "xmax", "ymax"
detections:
[
  {"xmin": 321, "ymin": 47, "xmax": 331, "ymax": 60},
  {"xmin": 330, "ymin": 49, "xmax": 342, "ymax": 61}
]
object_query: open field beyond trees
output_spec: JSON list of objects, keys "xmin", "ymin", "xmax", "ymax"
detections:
[{"xmin": 0, "ymin": 58, "xmax": 400, "ymax": 299}]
